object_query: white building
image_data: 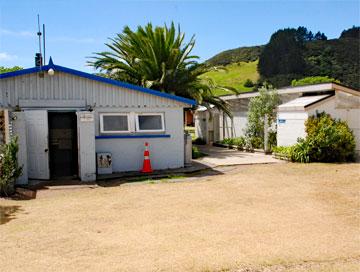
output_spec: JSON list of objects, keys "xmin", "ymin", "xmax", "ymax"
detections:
[
  {"xmin": 277, "ymin": 88, "xmax": 360, "ymax": 152},
  {"xmin": 195, "ymin": 83, "xmax": 360, "ymax": 155},
  {"xmin": 0, "ymin": 58, "xmax": 195, "ymax": 184}
]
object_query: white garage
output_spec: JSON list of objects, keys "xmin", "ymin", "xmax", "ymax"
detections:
[{"xmin": 277, "ymin": 87, "xmax": 360, "ymax": 157}]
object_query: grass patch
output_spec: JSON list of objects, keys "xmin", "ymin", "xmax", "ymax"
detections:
[{"xmin": 202, "ymin": 60, "xmax": 259, "ymax": 96}]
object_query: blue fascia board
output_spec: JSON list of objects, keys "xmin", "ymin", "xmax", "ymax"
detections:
[
  {"xmin": 95, "ymin": 134, "xmax": 171, "ymax": 139},
  {"xmin": 0, "ymin": 61, "xmax": 196, "ymax": 106},
  {"xmin": 0, "ymin": 65, "xmax": 50, "ymax": 79}
]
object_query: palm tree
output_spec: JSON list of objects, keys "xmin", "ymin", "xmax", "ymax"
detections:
[{"xmin": 88, "ymin": 22, "xmax": 236, "ymax": 116}]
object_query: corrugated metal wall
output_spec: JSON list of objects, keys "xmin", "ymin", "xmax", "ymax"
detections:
[{"xmin": 0, "ymin": 72, "xmax": 184, "ymax": 108}]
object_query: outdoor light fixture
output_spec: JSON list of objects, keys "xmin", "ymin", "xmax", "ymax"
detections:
[
  {"xmin": 48, "ymin": 68, "xmax": 55, "ymax": 76},
  {"xmin": 11, "ymin": 113, "xmax": 17, "ymax": 121}
]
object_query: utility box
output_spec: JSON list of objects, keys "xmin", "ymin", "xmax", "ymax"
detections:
[
  {"xmin": 97, "ymin": 152, "xmax": 113, "ymax": 174},
  {"xmin": 184, "ymin": 133, "xmax": 192, "ymax": 167}
]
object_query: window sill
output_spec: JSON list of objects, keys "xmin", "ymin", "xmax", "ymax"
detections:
[{"xmin": 95, "ymin": 134, "xmax": 171, "ymax": 139}]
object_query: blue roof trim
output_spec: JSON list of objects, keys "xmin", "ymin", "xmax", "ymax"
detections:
[
  {"xmin": 95, "ymin": 134, "xmax": 171, "ymax": 139},
  {"xmin": 0, "ymin": 59, "xmax": 196, "ymax": 106},
  {"xmin": 0, "ymin": 66, "xmax": 48, "ymax": 79}
]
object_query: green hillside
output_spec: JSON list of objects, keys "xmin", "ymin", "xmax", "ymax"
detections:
[
  {"xmin": 206, "ymin": 46, "xmax": 263, "ymax": 66},
  {"xmin": 205, "ymin": 27, "xmax": 359, "ymax": 91},
  {"xmin": 202, "ymin": 60, "xmax": 259, "ymax": 96}
]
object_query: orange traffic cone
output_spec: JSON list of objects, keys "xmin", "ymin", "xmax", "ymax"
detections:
[{"xmin": 141, "ymin": 142, "xmax": 153, "ymax": 173}]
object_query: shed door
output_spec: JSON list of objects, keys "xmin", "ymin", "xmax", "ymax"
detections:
[{"xmin": 25, "ymin": 110, "xmax": 50, "ymax": 179}]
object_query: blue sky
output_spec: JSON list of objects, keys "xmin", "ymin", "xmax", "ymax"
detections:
[{"xmin": 0, "ymin": 0, "xmax": 359, "ymax": 72}]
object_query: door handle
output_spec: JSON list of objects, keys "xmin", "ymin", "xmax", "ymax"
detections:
[{"xmin": 45, "ymin": 149, "xmax": 49, "ymax": 152}]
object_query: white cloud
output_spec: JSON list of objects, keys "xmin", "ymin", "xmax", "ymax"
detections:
[
  {"xmin": 0, "ymin": 52, "xmax": 18, "ymax": 61},
  {"xmin": 0, "ymin": 29, "xmax": 34, "ymax": 37}
]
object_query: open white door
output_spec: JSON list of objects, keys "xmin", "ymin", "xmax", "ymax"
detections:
[{"xmin": 25, "ymin": 110, "xmax": 50, "ymax": 179}]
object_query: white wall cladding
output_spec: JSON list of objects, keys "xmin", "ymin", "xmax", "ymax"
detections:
[
  {"xmin": 96, "ymin": 108, "xmax": 185, "ymax": 172},
  {"xmin": 218, "ymin": 93, "xmax": 301, "ymax": 140},
  {"xmin": 277, "ymin": 93, "xmax": 360, "ymax": 155},
  {"xmin": 0, "ymin": 72, "xmax": 185, "ymax": 108}
]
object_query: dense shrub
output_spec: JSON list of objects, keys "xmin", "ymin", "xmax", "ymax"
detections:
[
  {"xmin": 0, "ymin": 137, "xmax": 23, "ymax": 196},
  {"xmin": 249, "ymin": 136, "xmax": 263, "ymax": 149},
  {"xmin": 221, "ymin": 137, "xmax": 246, "ymax": 149},
  {"xmin": 291, "ymin": 76, "xmax": 340, "ymax": 86},
  {"xmin": 232, "ymin": 137, "xmax": 246, "ymax": 148},
  {"xmin": 192, "ymin": 137, "xmax": 206, "ymax": 145},
  {"xmin": 272, "ymin": 146, "xmax": 293, "ymax": 160},
  {"xmin": 221, "ymin": 138, "xmax": 234, "ymax": 145},
  {"xmin": 291, "ymin": 139, "xmax": 311, "ymax": 163},
  {"xmin": 274, "ymin": 112, "xmax": 355, "ymax": 163},
  {"xmin": 304, "ymin": 112, "xmax": 355, "ymax": 162},
  {"xmin": 243, "ymin": 79, "xmax": 254, "ymax": 87}
]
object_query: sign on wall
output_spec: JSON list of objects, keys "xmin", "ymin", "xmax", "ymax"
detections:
[{"xmin": 79, "ymin": 112, "xmax": 94, "ymax": 122}]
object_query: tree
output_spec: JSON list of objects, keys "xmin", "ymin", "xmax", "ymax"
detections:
[
  {"xmin": 314, "ymin": 31, "xmax": 327, "ymax": 40},
  {"xmin": 0, "ymin": 66, "xmax": 22, "ymax": 74},
  {"xmin": 245, "ymin": 85, "xmax": 280, "ymax": 148},
  {"xmin": 340, "ymin": 26, "xmax": 360, "ymax": 39},
  {"xmin": 258, "ymin": 28, "xmax": 306, "ymax": 80},
  {"xmin": 89, "ymin": 22, "xmax": 236, "ymax": 116}
]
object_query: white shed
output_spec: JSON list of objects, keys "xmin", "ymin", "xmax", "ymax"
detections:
[
  {"xmin": 0, "ymin": 58, "xmax": 195, "ymax": 184},
  {"xmin": 277, "ymin": 89, "xmax": 360, "ymax": 157}
]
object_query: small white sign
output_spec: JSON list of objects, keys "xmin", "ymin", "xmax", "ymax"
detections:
[{"xmin": 80, "ymin": 113, "xmax": 94, "ymax": 122}]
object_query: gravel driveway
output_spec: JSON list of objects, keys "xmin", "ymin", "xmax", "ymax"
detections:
[{"xmin": 1, "ymin": 163, "xmax": 359, "ymax": 271}]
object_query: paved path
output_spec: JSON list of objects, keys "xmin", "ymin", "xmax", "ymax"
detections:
[{"xmin": 194, "ymin": 145, "xmax": 283, "ymax": 167}]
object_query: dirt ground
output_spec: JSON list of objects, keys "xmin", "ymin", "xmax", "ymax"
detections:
[{"xmin": 1, "ymin": 163, "xmax": 359, "ymax": 272}]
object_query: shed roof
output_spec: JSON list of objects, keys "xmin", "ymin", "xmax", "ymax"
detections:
[
  {"xmin": 220, "ymin": 82, "xmax": 359, "ymax": 101},
  {"xmin": 0, "ymin": 58, "xmax": 196, "ymax": 106},
  {"xmin": 277, "ymin": 94, "xmax": 333, "ymax": 111}
]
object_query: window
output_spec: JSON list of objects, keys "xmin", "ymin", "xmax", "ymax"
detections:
[
  {"xmin": 136, "ymin": 113, "xmax": 165, "ymax": 132},
  {"xmin": 100, "ymin": 113, "xmax": 130, "ymax": 133}
]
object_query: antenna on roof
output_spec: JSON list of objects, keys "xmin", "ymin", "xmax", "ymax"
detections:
[
  {"xmin": 43, "ymin": 23, "xmax": 46, "ymax": 65},
  {"xmin": 35, "ymin": 14, "xmax": 43, "ymax": 68}
]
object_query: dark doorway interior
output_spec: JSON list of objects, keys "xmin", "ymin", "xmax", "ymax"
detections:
[{"xmin": 48, "ymin": 112, "xmax": 78, "ymax": 178}]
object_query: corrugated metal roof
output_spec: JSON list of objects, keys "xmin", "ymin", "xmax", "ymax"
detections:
[
  {"xmin": 0, "ymin": 57, "xmax": 196, "ymax": 106},
  {"xmin": 278, "ymin": 94, "xmax": 333, "ymax": 111}
]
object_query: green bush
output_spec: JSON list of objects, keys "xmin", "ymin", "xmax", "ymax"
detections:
[
  {"xmin": 304, "ymin": 112, "xmax": 355, "ymax": 162},
  {"xmin": 233, "ymin": 137, "xmax": 246, "ymax": 148},
  {"xmin": 291, "ymin": 76, "xmax": 340, "ymax": 87},
  {"xmin": 221, "ymin": 138, "xmax": 234, "ymax": 145},
  {"xmin": 221, "ymin": 137, "xmax": 246, "ymax": 148},
  {"xmin": 272, "ymin": 145, "xmax": 293, "ymax": 160},
  {"xmin": 192, "ymin": 146, "xmax": 206, "ymax": 159},
  {"xmin": 243, "ymin": 79, "xmax": 254, "ymax": 87},
  {"xmin": 291, "ymin": 139, "xmax": 311, "ymax": 163},
  {"xmin": 275, "ymin": 112, "xmax": 355, "ymax": 163},
  {"xmin": 0, "ymin": 137, "xmax": 23, "ymax": 196},
  {"xmin": 249, "ymin": 136, "xmax": 264, "ymax": 149},
  {"xmin": 192, "ymin": 137, "xmax": 206, "ymax": 145}
]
